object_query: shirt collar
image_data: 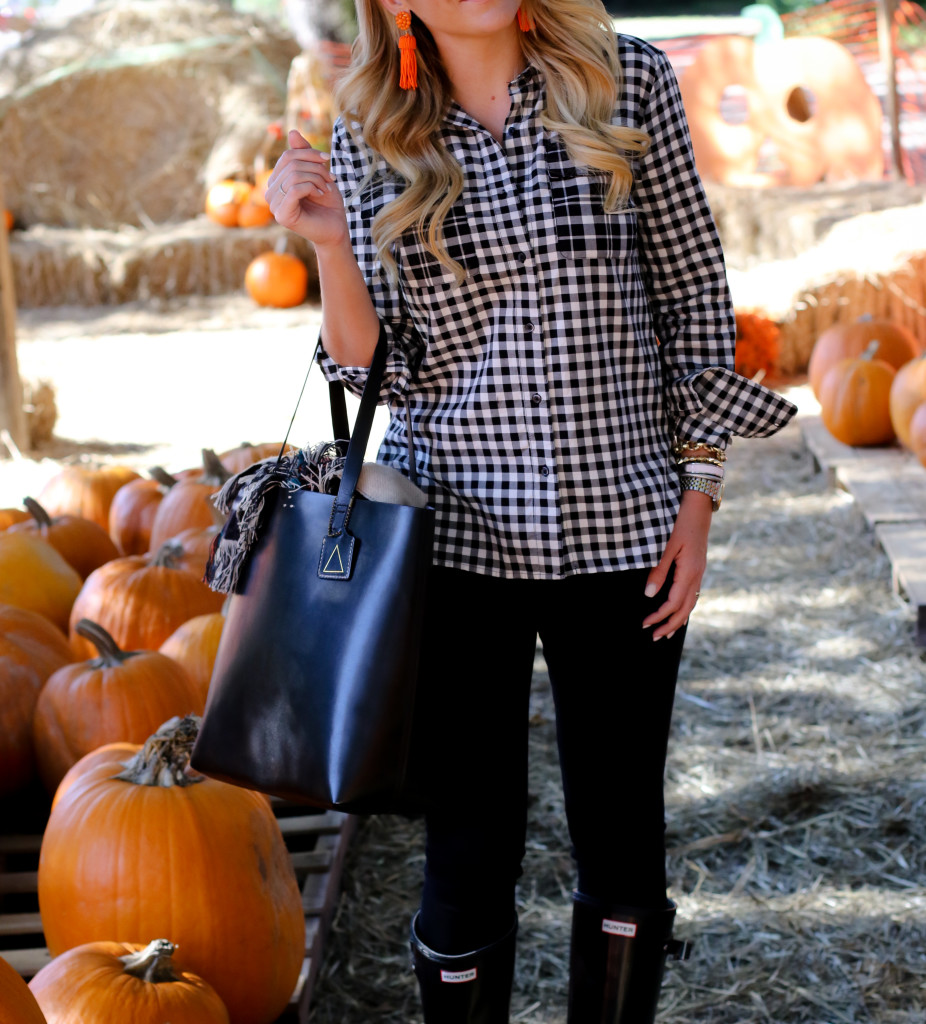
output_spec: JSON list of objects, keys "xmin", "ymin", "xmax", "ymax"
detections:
[{"xmin": 443, "ymin": 62, "xmax": 543, "ymax": 132}]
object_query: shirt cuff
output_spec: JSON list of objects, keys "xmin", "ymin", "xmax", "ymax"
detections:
[
  {"xmin": 316, "ymin": 322, "xmax": 413, "ymax": 402},
  {"xmin": 669, "ymin": 366, "xmax": 798, "ymax": 444}
]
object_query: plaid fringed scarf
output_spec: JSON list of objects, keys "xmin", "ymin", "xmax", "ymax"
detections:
[{"xmin": 204, "ymin": 442, "xmax": 346, "ymax": 595}]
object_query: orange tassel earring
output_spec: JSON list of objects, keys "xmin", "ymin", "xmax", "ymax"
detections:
[
  {"xmin": 517, "ymin": 7, "xmax": 535, "ymax": 31},
  {"xmin": 396, "ymin": 11, "xmax": 418, "ymax": 91}
]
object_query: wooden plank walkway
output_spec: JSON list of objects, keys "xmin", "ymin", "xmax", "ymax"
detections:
[
  {"xmin": 801, "ymin": 414, "xmax": 926, "ymax": 646},
  {"xmin": 0, "ymin": 799, "xmax": 356, "ymax": 1023}
]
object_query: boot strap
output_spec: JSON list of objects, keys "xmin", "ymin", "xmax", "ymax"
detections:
[{"xmin": 665, "ymin": 938, "xmax": 693, "ymax": 961}]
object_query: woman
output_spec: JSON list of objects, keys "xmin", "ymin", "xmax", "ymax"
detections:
[{"xmin": 266, "ymin": 0, "xmax": 795, "ymax": 1019}]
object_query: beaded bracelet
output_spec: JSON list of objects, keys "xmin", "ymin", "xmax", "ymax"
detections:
[{"xmin": 680, "ymin": 474, "xmax": 723, "ymax": 511}]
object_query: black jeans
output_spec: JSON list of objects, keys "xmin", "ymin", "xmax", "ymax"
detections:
[{"xmin": 408, "ymin": 566, "xmax": 686, "ymax": 955}]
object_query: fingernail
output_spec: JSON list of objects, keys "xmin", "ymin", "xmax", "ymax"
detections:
[
  {"xmin": 653, "ymin": 634, "xmax": 663, "ymax": 642},
  {"xmin": 644, "ymin": 583, "xmax": 658, "ymax": 597},
  {"xmin": 666, "ymin": 631, "xmax": 675, "ymax": 639}
]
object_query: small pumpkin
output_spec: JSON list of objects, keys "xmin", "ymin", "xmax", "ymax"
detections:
[
  {"xmin": 205, "ymin": 179, "xmax": 252, "ymax": 228},
  {"xmin": 8, "ymin": 497, "xmax": 119, "ymax": 579},
  {"xmin": 888, "ymin": 352, "xmax": 926, "ymax": 451},
  {"xmin": 29, "ymin": 939, "xmax": 229, "ymax": 1024},
  {"xmin": 37, "ymin": 465, "xmax": 140, "ymax": 532},
  {"xmin": 38, "ymin": 716, "xmax": 305, "ymax": 1024},
  {"xmin": 218, "ymin": 441, "xmax": 291, "ymax": 475},
  {"xmin": 0, "ymin": 954, "xmax": 47, "ymax": 1024},
  {"xmin": 156, "ymin": 527, "xmax": 219, "ymax": 579},
  {"xmin": 33, "ymin": 619, "xmax": 203, "ymax": 793},
  {"xmin": 0, "ymin": 507, "xmax": 32, "ymax": 530},
  {"xmin": 809, "ymin": 315, "xmax": 918, "ymax": 399},
  {"xmin": 67, "ymin": 543, "xmax": 224, "ymax": 659},
  {"xmin": 0, "ymin": 605, "xmax": 74, "ymax": 798},
  {"xmin": 159, "ymin": 611, "xmax": 226, "ymax": 703},
  {"xmin": 906, "ymin": 401, "xmax": 926, "ymax": 468},
  {"xmin": 108, "ymin": 475, "xmax": 172, "ymax": 555},
  {"xmin": 236, "ymin": 186, "xmax": 274, "ymax": 228},
  {"xmin": 818, "ymin": 341, "xmax": 897, "ymax": 446},
  {"xmin": 0, "ymin": 533, "xmax": 83, "ymax": 631},
  {"xmin": 244, "ymin": 251, "xmax": 308, "ymax": 308},
  {"xmin": 147, "ymin": 450, "xmax": 229, "ymax": 553}
]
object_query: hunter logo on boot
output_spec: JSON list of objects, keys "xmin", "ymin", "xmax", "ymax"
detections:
[
  {"xmin": 602, "ymin": 919, "xmax": 637, "ymax": 938},
  {"xmin": 440, "ymin": 968, "xmax": 478, "ymax": 983}
]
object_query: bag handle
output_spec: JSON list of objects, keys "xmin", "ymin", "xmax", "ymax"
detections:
[{"xmin": 276, "ymin": 325, "xmax": 420, "ymax": 512}]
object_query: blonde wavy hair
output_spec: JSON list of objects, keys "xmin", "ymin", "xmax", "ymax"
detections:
[{"xmin": 334, "ymin": 0, "xmax": 651, "ymax": 280}]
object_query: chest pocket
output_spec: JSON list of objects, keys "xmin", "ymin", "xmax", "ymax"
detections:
[{"xmin": 545, "ymin": 139, "xmax": 636, "ymax": 260}]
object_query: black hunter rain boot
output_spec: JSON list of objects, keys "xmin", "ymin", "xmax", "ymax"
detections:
[
  {"xmin": 567, "ymin": 892, "xmax": 691, "ymax": 1024},
  {"xmin": 410, "ymin": 912, "xmax": 518, "ymax": 1024}
]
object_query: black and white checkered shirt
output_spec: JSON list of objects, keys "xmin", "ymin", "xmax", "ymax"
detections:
[{"xmin": 320, "ymin": 34, "xmax": 796, "ymax": 579}]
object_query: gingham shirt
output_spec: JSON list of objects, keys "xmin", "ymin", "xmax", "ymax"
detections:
[{"xmin": 319, "ymin": 34, "xmax": 796, "ymax": 579}]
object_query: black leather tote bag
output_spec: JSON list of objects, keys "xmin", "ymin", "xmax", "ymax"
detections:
[{"xmin": 190, "ymin": 331, "xmax": 434, "ymax": 812}]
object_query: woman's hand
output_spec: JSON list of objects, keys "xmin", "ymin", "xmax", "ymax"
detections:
[
  {"xmin": 642, "ymin": 490, "xmax": 712, "ymax": 641},
  {"xmin": 265, "ymin": 130, "xmax": 348, "ymax": 249}
]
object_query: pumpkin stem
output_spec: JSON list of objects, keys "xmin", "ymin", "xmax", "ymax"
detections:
[
  {"xmin": 119, "ymin": 939, "xmax": 182, "ymax": 983},
  {"xmin": 75, "ymin": 619, "xmax": 139, "ymax": 667},
  {"xmin": 861, "ymin": 339, "xmax": 881, "ymax": 361},
  {"xmin": 22, "ymin": 496, "xmax": 53, "ymax": 528},
  {"xmin": 149, "ymin": 466, "xmax": 179, "ymax": 489},
  {"xmin": 202, "ymin": 448, "xmax": 232, "ymax": 486},
  {"xmin": 151, "ymin": 539, "xmax": 185, "ymax": 569},
  {"xmin": 115, "ymin": 715, "xmax": 205, "ymax": 788}
]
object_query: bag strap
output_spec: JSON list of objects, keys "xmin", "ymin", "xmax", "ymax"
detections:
[{"xmin": 276, "ymin": 325, "xmax": 420, "ymax": 504}]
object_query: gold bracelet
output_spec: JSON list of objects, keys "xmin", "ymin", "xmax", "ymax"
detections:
[
  {"xmin": 672, "ymin": 440, "xmax": 727, "ymax": 462},
  {"xmin": 676, "ymin": 455, "xmax": 726, "ymax": 468}
]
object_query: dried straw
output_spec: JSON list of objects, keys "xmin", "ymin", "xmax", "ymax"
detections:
[{"xmin": 307, "ymin": 412, "xmax": 925, "ymax": 1023}]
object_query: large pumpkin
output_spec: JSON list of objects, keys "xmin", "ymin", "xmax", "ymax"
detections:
[
  {"xmin": 0, "ymin": 955, "xmax": 47, "ymax": 1024},
  {"xmin": 809, "ymin": 316, "xmax": 918, "ymax": 399},
  {"xmin": 37, "ymin": 465, "xmax": 140, "ymax": 532},
  {"xmin": 28, "ymin": 939, "xmax": 229, "ymax": 1024},
  {"xmin": 818, "ymin": 343, "xmax": 897, "ymax": 446},
  {"xmin": 67, "ymin": 545, "xmax": 224, "ymax": 659},
  {"xmin": 33, "ymin": 620, "xmax": 203, "ymax": 793},
  {"xmin": 159, "ymin": 611, "xmax": 225, "ymax": 703},
  {"xmin": 8, "ymin": 498, "xmax": 119, "ymax": 579},
  {"xmin": 37, "ymin": 716, "xmax": 305, "ymax": 1024},
  {"xmin": 147, "ymin": 450, "xmax": 228, "ymax": 553},
  {"xmin": 888, "ymin": 352, "xmax": 926, "ymax": 450},
  {"xmin": 0, "ymin": 606, "xmax": 75, "ymax": 798},
  {"xmin": 107, "ymin": 477, "xmax": 170, "ymax": 555},
  {"xmin": 0, "ymin": 533, "xmax": 83, "ymax": 632},
  {"xmin": 0, "ymin": 507, "xmax": 32, "ymax": 530}
]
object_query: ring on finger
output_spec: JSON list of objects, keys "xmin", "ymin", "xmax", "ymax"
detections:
[{"xmin": 279, "ymin": 182, "xmax": 288, "ymax": 196}]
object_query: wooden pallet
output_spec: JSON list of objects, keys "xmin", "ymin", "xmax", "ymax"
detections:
[
  {"xmin": 801, "ymin": 414, "xmax": 926, "ymax": 646},
  {"xmin": 0, "ymin": 798, "xmax": 356, "ymax": 1023}
]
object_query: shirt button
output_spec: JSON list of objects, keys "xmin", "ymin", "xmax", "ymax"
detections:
[
  {"xmin": 530, "ymin": 393, "xmax": 542, "ymax": 406},
  {"xmin": 516, "ymin": 252, "xmax": 528, "ymax": 264},
  {"xmin": 540, "ymin": 465, "xmax": 551, "ymax": 477},
  {"xmin": 525, "ymin": 320, "xmax": 535, "ymax": 333}
]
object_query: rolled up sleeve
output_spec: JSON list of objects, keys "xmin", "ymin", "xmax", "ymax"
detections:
[
  {"xmin": 317, "ymin": 119, "xmax": 424, "ymax": 403},
  {"xmin": 632, "ymin": 50, "xmax": 796, "ymax": 444}
]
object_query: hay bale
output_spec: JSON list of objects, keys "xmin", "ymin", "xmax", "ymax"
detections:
[
  {"xmin": 8, "ymin": 220, "xmax": 318, "ymax": 307},
  {"xmin": 0, "ymin": 0, "xmax": 299, "ymax": 230}
]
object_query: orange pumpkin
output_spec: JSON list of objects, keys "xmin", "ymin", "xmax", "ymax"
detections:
[
  {"xmin": 29, "ymin": 939, "xmax": 229, "ymax": 1024},
  {"xmin": 0, "ymin": 605, "xmax": 74, "ymax": 798},
  {"xmin": 205, "ymin": 179, "xmax": 252, "ymax": 228},
  {"xmin": 51, "ymin": 740, "xmax": 138, "ymax": 810},
  {"xmin": 0, "ymin": 955, "xmax": 47, "ymax": 1024},
  {"xmin": 108, "ymin": 476, "xmax": 171, "ymax": 555},
  {"xmin": 38, "ymin": 716, "xmax": 305, "ymax": 1024},
  {"xmin": 236, "ymin": 187, "xmax": 274, "ymax": 228},
  {"xmin": 218, "ymin": 441, "xmax": 291, "ymax": 475},
  {"xmin": 8, "ymin": 497, "xmax": 119, "ymax": 579},
  {"xmin": 33, "ymin": 619, "xmax": 203, "ymax": 793},
  {"xmin": 67, "ymin": 545, "xmax": 224, "ymax": 659},
  {"xmin": 888, "ymin": 352, "xmax": 926, "ymax": 451},
  {"xmin": 0, "ymin": 533, "xmax": 83, "ymax": 632},
  {"xmin": 809, "ymin": 316, "xmax": 918, "ymax": 399},
  {"xmin": 818, "ymin": 343, "xmax": 897, "ymax": 446},
  {"xmin": 0, "ymin": 507, "xmax": 31, "ymax": 530},
  {"xmin": 244, "ymin": 251, "xmax": 308, "ymax": 308},
  {"xmin": 147, "ymin": 450, "xmax": 228, "ymax": 553},
  {"xmin": 159, "ymin": 611, "xmax": 225, "ymax": 703},
  {"xmin": 156, "ymin": 526, "xmax": 219, "ymax": 579},
  {"xmin": 907, "ymin": 401, "xmax": 926, "ymax": 468},
  {"xmin": 38, "ymin": 465, "xmax": 140, "ymax": 532}
]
